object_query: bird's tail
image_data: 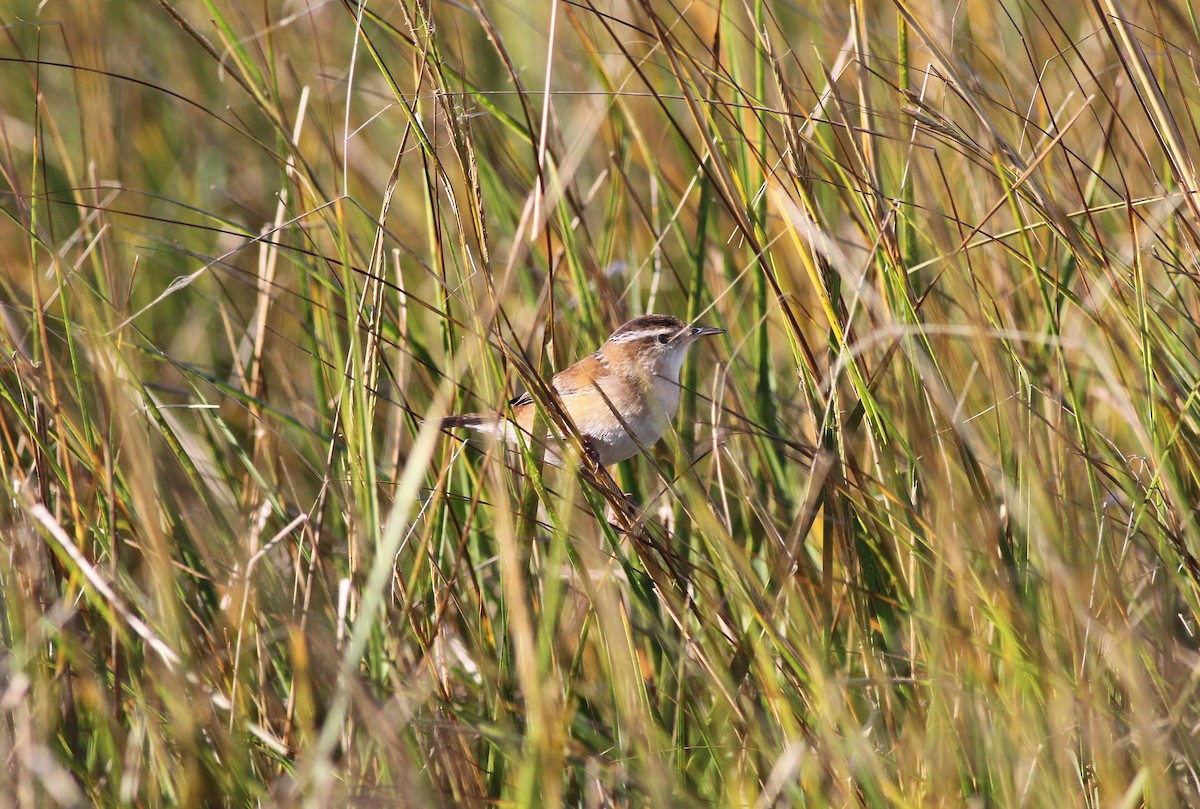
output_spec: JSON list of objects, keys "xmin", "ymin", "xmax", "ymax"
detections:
[
  {"xmin": 437, "ymin": 412, "xmax": 565, "ymax": 467},
  {"xmin": 438, "ymin": 413, "xmax": 495, "ymax": 430}
]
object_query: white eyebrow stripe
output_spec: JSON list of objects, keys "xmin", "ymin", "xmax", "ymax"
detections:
[{"xmin": 608, "ymin": 328, "xmax": 675, "ymax": 343}]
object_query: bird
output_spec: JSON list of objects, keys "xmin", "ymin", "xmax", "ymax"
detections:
[{"xmin": 441, "ymin": 314, "xmax": 724, "ymax": 467}]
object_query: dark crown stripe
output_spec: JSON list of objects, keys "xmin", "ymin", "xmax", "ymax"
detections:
[{"xmin": 609, "ymin": 314, "xmax": 685, "ymax": 340}]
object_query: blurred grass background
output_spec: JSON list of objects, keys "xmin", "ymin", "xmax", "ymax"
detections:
[{"xmin": 4, "ymin": 0, "xmax": 1200, "ymax": 805}]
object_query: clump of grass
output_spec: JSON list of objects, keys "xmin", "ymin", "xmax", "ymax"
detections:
[{"xmin": 3, "ymin": 0, "xmax": 1200, "ymax": 805}]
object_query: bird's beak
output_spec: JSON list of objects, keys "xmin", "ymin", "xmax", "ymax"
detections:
[{"xmin": 689, "ymin": 324, "xmax": 726, "ymax": 340}]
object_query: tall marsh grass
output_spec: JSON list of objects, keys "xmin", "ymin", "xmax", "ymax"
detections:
[{"xmin": 3, "ymin": 0, "xmax": 1200, "ymax": 805}]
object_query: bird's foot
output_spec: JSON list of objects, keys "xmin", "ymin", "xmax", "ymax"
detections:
[{"xmin": 605, "ymin": 492, "xmax": 643, "ymax": 532}]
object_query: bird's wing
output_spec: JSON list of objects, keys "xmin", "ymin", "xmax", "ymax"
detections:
[
  {"xmin": 507, "ymin": 354, "xmax": 604, "ymax": 409},
  {"xmin": 551, "ymin": 353, "xmax": 603, "ymax": 397}
]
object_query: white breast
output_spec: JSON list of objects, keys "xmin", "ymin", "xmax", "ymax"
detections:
[{"xmin": 585, "ymin": 367, "xmax": 684, "ymax": 465}]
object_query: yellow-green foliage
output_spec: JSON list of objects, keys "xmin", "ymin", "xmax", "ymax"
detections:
[{"xmin": 2, "ymin": 0, "xmax": 1199, "ymax": 806}]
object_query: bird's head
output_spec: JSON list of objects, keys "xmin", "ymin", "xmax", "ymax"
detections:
[{"xmin": 598, "ymin": 314, "xmax": 724, "ymax": 380}]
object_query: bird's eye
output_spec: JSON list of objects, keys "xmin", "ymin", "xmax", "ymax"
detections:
[{"xmin": 657, "ymin": 333, "xmax": 669, "ymax": 345}]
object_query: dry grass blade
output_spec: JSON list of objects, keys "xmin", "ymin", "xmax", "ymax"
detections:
[{"xmin": 3, "ymin": 0, "xmax": 1200, "ymax": 806}]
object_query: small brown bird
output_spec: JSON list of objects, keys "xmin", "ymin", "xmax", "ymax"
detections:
[{"xmin": 441, "ymin": 314, "xmax": 724, "ymax": 466}]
